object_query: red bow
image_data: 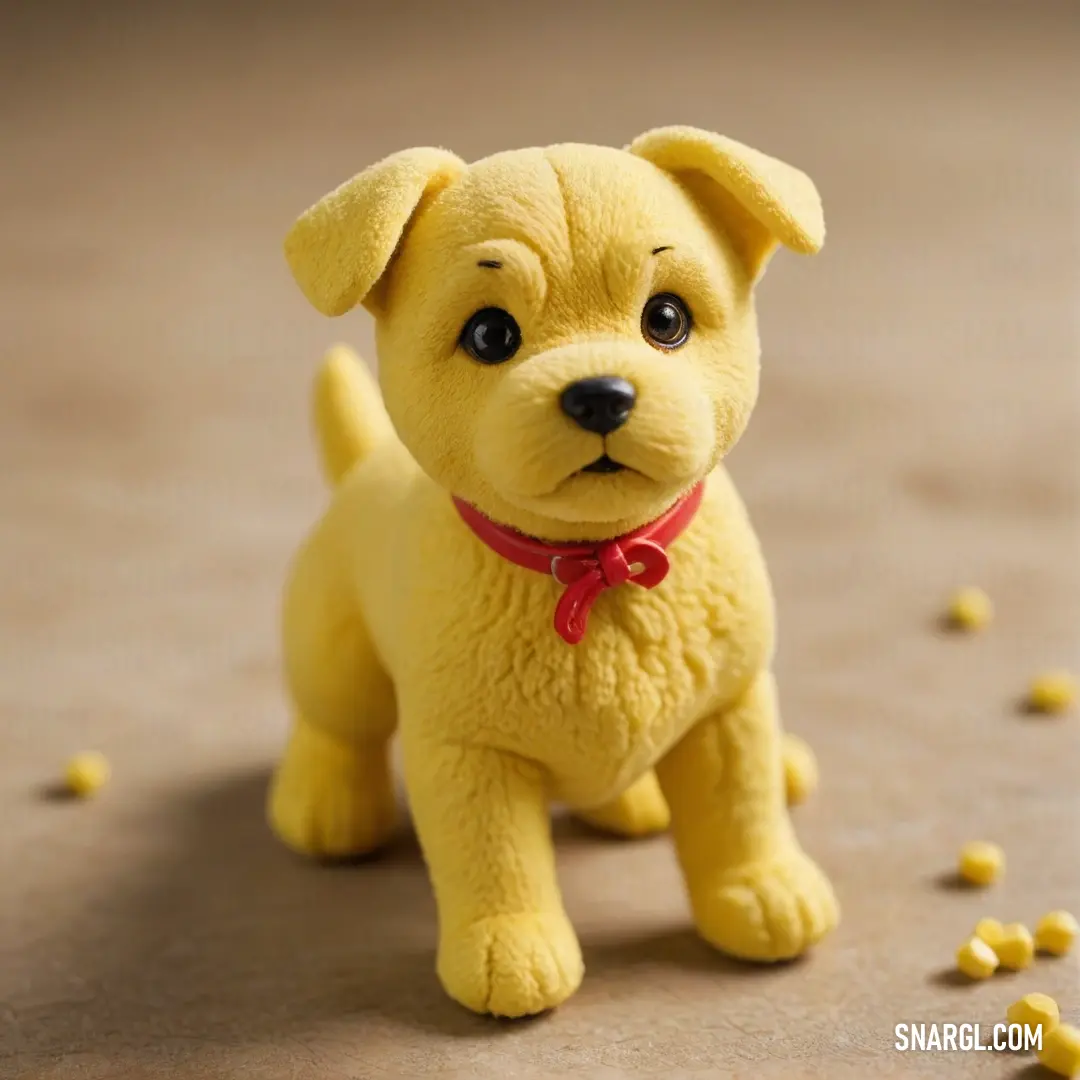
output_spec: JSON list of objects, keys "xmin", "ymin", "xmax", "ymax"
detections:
[
  {"xmin": 550, "ymin": 538, "xmax": 670, "ymax": 643},
  {"xmin": 452, "ymin": 482, "xmax": 704, "ymax": 645}
]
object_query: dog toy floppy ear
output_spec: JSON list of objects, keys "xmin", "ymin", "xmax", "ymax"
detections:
[
  {"xmin": 285, "ymin": 147, "xmax": 466, "ymax": 316},
  {"xmin": 627, "ymin": 126, "xmax": 824, "ymax": 282}
]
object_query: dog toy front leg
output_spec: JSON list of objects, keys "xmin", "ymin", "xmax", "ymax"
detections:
[
  {"xmin": 403, "ymin": 738, "xmax": 584, "ymax": 1017},
  {"xmin": 656, "ymin": 672, "xmax": 839, "ymax": 961}
]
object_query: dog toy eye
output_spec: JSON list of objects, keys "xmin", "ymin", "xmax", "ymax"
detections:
[
  {"xmin": 460, "ymin": 308, "xmax": 522, "ymax": 365},
  {"xmin": 641, "ymin": 293, "xmax": 691, "ymax": 350}
]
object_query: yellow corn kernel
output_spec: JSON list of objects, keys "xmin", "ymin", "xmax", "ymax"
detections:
[
  {"xmin": 783, "ymin": 734, "xmax": 818, "ymax": 806},
  {"xmin": 1028, "ymin": 671, "xmax": 1077, "ymax": 714},
  {"xmin": 996, "ymin": 922, "xmax": 1035, "ymax": 970},
  {"xmin": 1036, "ymin": 911, "xmax": 1079, "ymax": 957},
  {"xmin": 958, "ymin": 841, "xmax": 1004, "ymax": 886},
  {"xmin": 64, "ymin": 752, "xmax": 110, "ymax": 798},
  {"xmin": 1038, "ymin": 1024, "xmax": 1080, "ymax": 1078},
  {"xmin": 945, "ymin": 587, "xmax": 993, "ymax": 631},
  {"xmin": 1007, "ymin": 993, "xmax": 1060, "ymax": 1042},
  {"xmin": 956, "ymin": 936, "xmax": 998, "ymax": 979},
  {"xmin": 973, "ymin": 917, "xmax": 1005, "ymax": 951}
]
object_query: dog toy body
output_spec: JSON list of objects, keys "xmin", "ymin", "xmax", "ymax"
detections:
[{"xmin": 271, "ymin": 129, "xmax": 839, "ymax": 1017}]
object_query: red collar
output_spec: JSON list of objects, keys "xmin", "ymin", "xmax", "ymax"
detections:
[{"xmin": 452, "ymin": 482, "xmax": 705, "ymax": 645}]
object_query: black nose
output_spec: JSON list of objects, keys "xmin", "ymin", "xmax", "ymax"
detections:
[{"xmin": 559, "ymin": 376, "xmax": 636, "ymax": 436}]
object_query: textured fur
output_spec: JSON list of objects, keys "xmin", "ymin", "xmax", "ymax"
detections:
[{"xmin": 270, "ymin": 126, "xmax": 839, "ymax": 1017}]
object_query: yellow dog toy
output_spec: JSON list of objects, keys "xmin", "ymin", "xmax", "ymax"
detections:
[{"xmin": 271, "ymin": 125, "xmax": 839, "ymax": 1017}]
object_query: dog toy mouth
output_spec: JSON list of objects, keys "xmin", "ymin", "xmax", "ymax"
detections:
[{"xmin": 580, "ymin": 454, "xmax": 627, "ymax": 475}]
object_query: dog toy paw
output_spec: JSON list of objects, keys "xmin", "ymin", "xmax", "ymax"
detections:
[
  {"xmin": 689, "ymin": 847, "xmax": 839, "ymax": 962},
  {"xmin": 781, "ymin": 733, "xmax": 818, "ymax": 806},
  {"xmin": 268, "ymin": 721, "xmax": 396, "ymax": 858},
  {"xmin": 437, "ymin": 910, "xmax": 584, "ymax": 1017},
  {"xmin": 574, "ymin": 771, "xmax": 670, "ymax": 837}
]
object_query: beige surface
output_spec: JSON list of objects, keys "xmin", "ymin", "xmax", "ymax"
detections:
[{"xmin": 2, "ymin": 2, "xmax": 1079, "ymax": 1077}]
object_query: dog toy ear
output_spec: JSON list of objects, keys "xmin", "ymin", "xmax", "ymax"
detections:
[
  {"xmin": 285, "ymin": 147, "xmax": 466, "ymax": 316},
  {"xmin": 627, "ymin": 126, "xmax": 824, "ymax": 281}
]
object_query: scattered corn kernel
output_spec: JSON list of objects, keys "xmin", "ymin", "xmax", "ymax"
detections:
[
  {"xmin": 1036, "ymin": 911, "xmax": 1079, "ymax": 957},
  {"xmin": 1007, "ymin": 993, "xmax": 1060, "ymax": 1042},
  {"xmin": 996, "ymin": 922, "xmax": 1035, "ymax": 970},
  {"xmin": 958, "ymin": 841, "xmax": 1004, "ymax": 887},
  {"xmin": 973, "ymin": 917, "xmax": 1006, "ymax": 951},
  {"xmin": 783, "ymin": 734, "xmax": 818, "ymax": 806},
  {"xmin": 64, "ymin": 752, "xmax": 110, "ymax": 798},
  {"xmin": 945, "ymin": 587, "xmax": 993, "ymax": 631},
  {"xmin": 1038, "ymin": 1024, "xmax": 1080, "ymax": 1078},
  {"xmin": 956, "ymin": 936, "xmax": 999, "ymax": 979},
  {"xmin": 1028, "ymin": 671, "xmax": 1077, "ymax": 714}
]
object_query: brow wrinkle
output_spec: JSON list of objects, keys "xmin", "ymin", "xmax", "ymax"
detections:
[{"xmin": 464, "ymin": 239, "xmax": 549, "ymax": 315}]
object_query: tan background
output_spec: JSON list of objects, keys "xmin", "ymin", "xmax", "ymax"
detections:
[{"xmin": 2, "ymin": 2, "xmax": 1078, "ymax": 1077}]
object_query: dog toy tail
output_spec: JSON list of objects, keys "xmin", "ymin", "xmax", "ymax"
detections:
[{"xmin": 313, "ymin": 344, "xmax": 393, "ymax": 487}]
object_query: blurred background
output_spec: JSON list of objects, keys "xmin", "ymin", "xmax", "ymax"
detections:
[{"xmin": 1, "ymin": 2, "xmax": 1077, "ymax": 1078}]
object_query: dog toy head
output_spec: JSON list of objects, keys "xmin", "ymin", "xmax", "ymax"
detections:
[{"xmin": 286, "ymin": 127, "xmax": 824, "ymax": 538}]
